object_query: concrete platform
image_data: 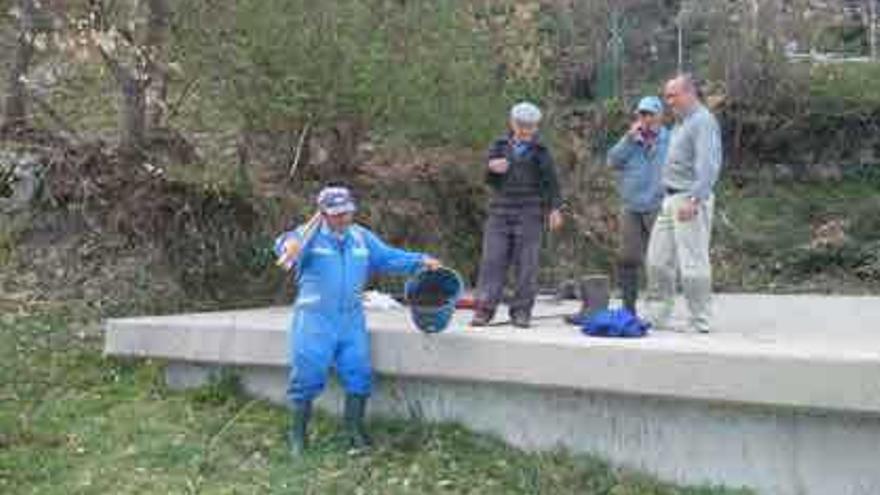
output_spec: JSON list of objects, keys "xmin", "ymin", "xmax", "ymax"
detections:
[{"xmin": 104, "ymin": 294, "xmax": 880, "ymax": 495}]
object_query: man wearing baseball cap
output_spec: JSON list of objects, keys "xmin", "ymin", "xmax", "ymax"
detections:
[
  {"xmin": 606, "ymin": 96, "xmax": 670, "ymax": 316},
  {"xmin": 274, "ymin": 185, "xmax": 441, "ymax": 456},
  {"xmin": 472, "ymin": 101, "xmax": 564, "ymax": 328}
]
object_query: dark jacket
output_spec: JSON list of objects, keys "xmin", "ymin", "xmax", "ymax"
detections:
[{"xmin": 485, "ymin": 134, "xmax": 563, "ymax": 211}]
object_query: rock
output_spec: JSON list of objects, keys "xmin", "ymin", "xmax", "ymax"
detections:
[
  {"xmin": 0, "ymin": 150, "xmax": 44, "ymax": 213},
  {"xmin": 810, "ymin": 218, "xmax": 847, "ymax": 250},
  {"xmin": 307, "ymin": 137, "xmax": 330, "ymax": 166}
]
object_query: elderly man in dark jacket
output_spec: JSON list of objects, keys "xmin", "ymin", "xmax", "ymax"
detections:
[{"xmin": 471, "ymin": 102, "xmax": 564, "ymax": 328}]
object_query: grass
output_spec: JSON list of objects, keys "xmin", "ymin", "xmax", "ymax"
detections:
[
  {"xmin": 712, "ymin": 176, "xmax": 880, "ymax": 292},
  {"xmin": 810, "ymin": 62, "xmax": 880, "ymax": 109},
  {"xmin": 0, "ymin": 306, "xmax": 751, "ymax": 495}
]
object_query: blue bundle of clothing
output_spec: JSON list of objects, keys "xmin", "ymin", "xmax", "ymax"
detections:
[{"xmin": 575, "ymin": 308, "xmax": 650, "ymax": 338}]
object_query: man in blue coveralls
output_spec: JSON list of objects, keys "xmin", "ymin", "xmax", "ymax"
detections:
[{"xmin": 275, "ymin": 186, "xmax": 441, "ymax": 455}]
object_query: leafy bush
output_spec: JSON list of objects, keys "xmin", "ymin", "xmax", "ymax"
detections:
[{"xmin": 175, "ymin": 0, "xmax": 537, "ymax": 147}]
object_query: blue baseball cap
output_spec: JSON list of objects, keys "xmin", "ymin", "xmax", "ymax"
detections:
[
  {"xmin": 635, "ymin": 96, "xmax": 663, "ymax": 115},
  {"xmin": 317, "ymin": 186, "xmax": 356, "ymax": 215}
]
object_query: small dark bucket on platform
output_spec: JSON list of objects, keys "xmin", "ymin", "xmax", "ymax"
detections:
[{"xmin": 404, "ymin": 267, "xmax": 463, "ymax": 334}]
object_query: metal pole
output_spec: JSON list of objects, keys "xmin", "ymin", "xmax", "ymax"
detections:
[
  {"xmin": 610, "ymin": 8, "xmax": 623, "ymax": 98},
  {"xmin": 751, "ymin": 0, "xmax": 760, "ymax": 42},
  {"xmin": 871, "ymin": 0, "xmax": 877, "ymax": 59},
  {"xmin": 677, "ymin": 22, "xmax": 684, "ymax": 72}
]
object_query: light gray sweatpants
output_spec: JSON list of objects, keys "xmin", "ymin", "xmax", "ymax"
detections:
[{"xmin": 645, "ymin": 193, "xmax": 714, "ymax": 332}]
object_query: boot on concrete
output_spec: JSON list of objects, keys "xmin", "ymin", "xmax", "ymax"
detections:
[
  {"xmin": 619, "ymin": 265, "xmax": 640, "ymax": 315},
  {"xmin": 470, "ymin": 310, "xmax": 493, "ymax": 327},
  {"xmin": 510, "ymin": 309, "xmax": 531, "ymax": 328},
  {"xmin": 565, "ymin": 275, "xmax": 610, "ymax": 324}
]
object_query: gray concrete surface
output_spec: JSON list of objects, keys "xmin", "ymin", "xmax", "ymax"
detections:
[
  {"xmin": 105, "ymin": 294, "xmax": 880, "ymax": 495},
  {"xmin": 106, "ymin": 295, "xmax": 880, "ymax": 414}
]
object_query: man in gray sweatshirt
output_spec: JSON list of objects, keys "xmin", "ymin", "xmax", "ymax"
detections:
[
  {"xmin": 646, "ymin": 74, "xmax": 722, "ymax": 333},
  {"xmin": 607, "ymin": 96, "xmax": 670, "ymax": 316}
]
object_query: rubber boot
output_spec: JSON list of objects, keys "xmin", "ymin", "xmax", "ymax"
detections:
[
  {"xmin": 564, "ymin": 275, "xmax": 610, "ymax": 324},
  {"xmin": 289, "ymin": 400, "xmax": 312, "ymax": 457},
  {"xmin": 619, "ymin": 265, "xmax": 640, "ymax": 315},
  {"xmin": 343, "ymin": 394, "xmax": 371, "ymax": 450},
  {"xmin": 564, "ymin": 277, "xmax": 591, "ymax": 324}
]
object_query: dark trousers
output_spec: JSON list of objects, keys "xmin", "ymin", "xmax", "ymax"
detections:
[
  {"xmin": 475, "ymin": 206, "xmax": 544, "ymax": 317},
  {"xmin": 618, "ymin": 208, "xmax": 658, "ymax": 313}
]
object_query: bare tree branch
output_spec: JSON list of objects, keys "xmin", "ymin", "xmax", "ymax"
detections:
[
  {"xmin": 166, "ymin": 77, "xmax": 199, "ymax": 122},
  {"xmin": 144, "ymin": 0, "xmax": 170, "ymax": 129},
  {"xmin": 3, "ymin": 0, "xmax": 37, "ymax": 131},
  {"xmin": 95, "ymin": 43, "xmax": 127, "ymax": 85},
  {"xmin": 288, "ymin": 122, "xmax": 311, "ymax": 180}
]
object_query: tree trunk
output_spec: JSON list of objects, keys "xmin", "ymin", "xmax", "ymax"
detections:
[
  {"xmin": 119, "ymin": 70, "xmax": 146, "ymax": 162},
  {"xmin": 3, "ymin": 0, "xmax": 36, "ymax": 132},
  {"xmin": 144, "ymin": 0, "xmax": 170, "ymax": 130},
  {"xmin": 100, "ymin": 42, "xmax": 147, "ymax": 162}
]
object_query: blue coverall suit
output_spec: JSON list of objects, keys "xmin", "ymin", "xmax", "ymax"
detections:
[{"xmin": 274, "ymin": 223, "xmax": 426, "ymax": 405}]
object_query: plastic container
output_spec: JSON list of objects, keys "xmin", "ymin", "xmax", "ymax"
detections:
[{"xmin": 403, "ymin": 267, "xmax": 463, "ymax": 333}]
